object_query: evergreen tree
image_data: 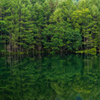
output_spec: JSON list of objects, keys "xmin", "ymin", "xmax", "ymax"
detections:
[
  {"xmin": 0, "ymin": 0, "xmax": 7, "ymax": 52},
  {"xmin": 18, "ymin": 0, "xmax": 34, "ymax": 52}
]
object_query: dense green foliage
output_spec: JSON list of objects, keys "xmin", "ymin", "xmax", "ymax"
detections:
[
  {"xmin": 0, "ymin": 0, "xmax": 100, "ymax": 53},
  {"xmin": 0, "ymin": 54, "xmax": 100, "ymax": 100}
]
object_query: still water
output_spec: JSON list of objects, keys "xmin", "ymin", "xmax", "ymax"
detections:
[{"xmin": 0, "ymin": 54, "xmax": 100, "ymax": 100}]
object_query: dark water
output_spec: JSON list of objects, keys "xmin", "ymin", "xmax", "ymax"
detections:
[{"xmin": 0, "ymin": 54, "xmax": 100, "ymax": 100}]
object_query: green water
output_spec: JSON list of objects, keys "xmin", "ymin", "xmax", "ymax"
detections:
[{"xmin": 0, "ymin": 54, "xmax": 100, "ymax": 100}]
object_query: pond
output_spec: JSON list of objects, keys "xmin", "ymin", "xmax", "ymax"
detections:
[{"xmin": 0, "ymin": 54, "xmax": 100, "ymax": 100}]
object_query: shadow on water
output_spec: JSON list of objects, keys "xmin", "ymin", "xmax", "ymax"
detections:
[{"xmin": 0, "ymin": 54, "xmax": 100, "ymax": 100}]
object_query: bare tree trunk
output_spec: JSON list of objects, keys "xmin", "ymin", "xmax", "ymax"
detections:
[{"xmin": 9, "ymin": 37, "xmax": 11, "ymax": 53}]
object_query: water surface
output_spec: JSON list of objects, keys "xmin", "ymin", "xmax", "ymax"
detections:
[{"xmin": 0, "ymin": 54, "xmax": 100, "ymax": 100}]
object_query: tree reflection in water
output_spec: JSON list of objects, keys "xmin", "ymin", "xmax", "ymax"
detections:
[{"xmin": 0, "ymin": 54, "xmax": 100, "ymax": 100}]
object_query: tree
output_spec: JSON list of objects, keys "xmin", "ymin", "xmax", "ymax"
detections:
[
  {"xmin": 50, "ymin": 0, "xmax": 76, "ymax": 23},
  {"xmin": 18, "ymin": 0, "xmax": 34, "ymax": 52},
  {"xmin": 71, "ymin": 8, "xmax": 96, "ymax": 49},
  {"xmin": 42, "ymin": 21, "xmax": 82, "ymax": 53}
]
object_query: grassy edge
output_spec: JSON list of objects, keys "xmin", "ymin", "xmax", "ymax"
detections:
[{"xmin": 76, "ymin": 48, "xmax": 97, "ymax": 55}]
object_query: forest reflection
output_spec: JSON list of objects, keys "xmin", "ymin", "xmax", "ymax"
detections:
[{"xmin": 0, "ymin": 54, "xmax": 100, "ymax": 100}]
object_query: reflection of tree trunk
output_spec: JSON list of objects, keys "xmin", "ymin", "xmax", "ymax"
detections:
[
  {"xmin": 60, "ymin": 47, "xmax": 63, "ymax": 55},
  {"xmin": 38, "ymin": 45, "xmax": 42, "ymax": 52},
  {"xmin": 87, "ymin": 55, "xmax": 89, "ymax": 72},
  {"xmin": 8, "ymin": 54, "xmax": 11, "ymax": 67},
  {"xmin": 9, "ymin": 42, "xmax": 11, "ymax": 53}
]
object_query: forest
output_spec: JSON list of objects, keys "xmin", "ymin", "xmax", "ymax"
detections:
[{"xmin": 0, "ymin": 0, "xmax": 100, "ymax": 54}]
